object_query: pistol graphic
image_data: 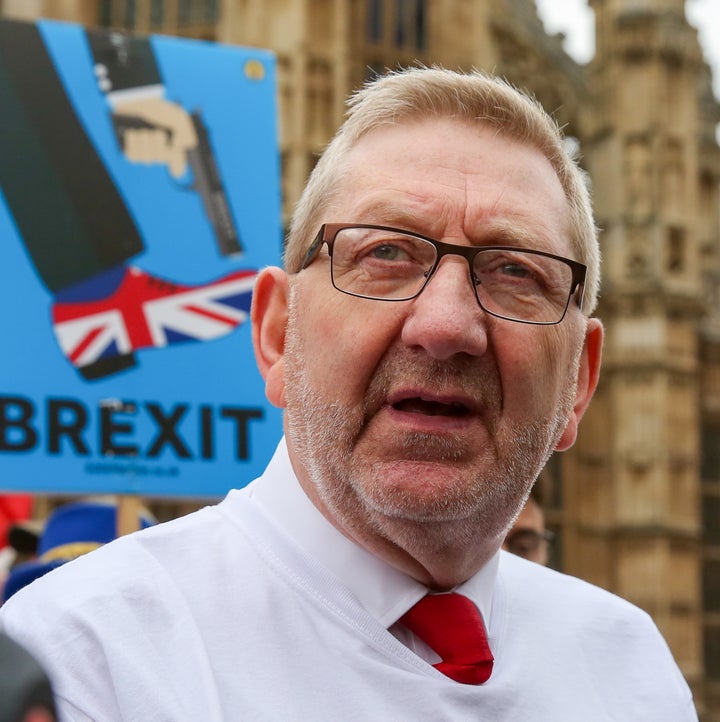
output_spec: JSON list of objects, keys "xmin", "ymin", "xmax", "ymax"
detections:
[{"xmin": 113, "ymin": 112, "xmax": 243, "ymax": 258}]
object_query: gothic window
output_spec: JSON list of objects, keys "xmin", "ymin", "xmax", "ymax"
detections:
[
  {"xmin": 666, "ymin": 226, "xmax": 685, "ymax": 273},
  {"xmin": 702, "ymin": 425, "xmax": 720, "ymax": 483},
  {"xmin": 702, "ymin": 421, "xmax": 720, "ymax": 683},
  {"xmin": 706, "ymin": 624, "xmax": 720, "ymax": 679},
  {"xmin": 99, "ymin": 0, "xmax": 112, "ymax": 26},
  {"xmin": 123, "ymin": 0, "xmax": 136, "ymax": 27},
  {"xmin": 150, "ymin": 0, "xmax": 164, "ymax": 28},
  {"xmin": 662, "ymin": 139, "xmax": 684, "ymax": 217},
  {"xmin": 366, "ymin": 0, "xmax": 427, "ymax": 51},
  {"xmin": 415, "ymin": 0, "xmax": 426, "ymax": 50},
  {"xmin": 394, "ymin": 0, "xmax": 408, "ymax": 46},
  {"xmin": 395, "ymin": 0, "xmax": 426, "ymax": 50},
  {"xmin": 704, "ymin": 559, "xmax": 720, "ymax": 679},
  {"xmin": 367, "ymin": 0, "xmax": 383, "ymax": 44},
  {"xmin": 704, "ymin": 496, "xmax": 720, "ymax": 545},
  {"xmin": 98, "ymin": 1, "xmax": 218, "ymax": 31},
  {"xmin": 624, "ymin": 138, "xmax": 652, "ymax": 220}
]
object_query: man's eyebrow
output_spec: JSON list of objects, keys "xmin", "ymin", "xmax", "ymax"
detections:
[
  {"xmin": 470, "ymin": 220, "xmax": 558, "ymax": 251},
  {"xmin": 475, "ymin": 221, "xmax": 537, "ymax": 246}
]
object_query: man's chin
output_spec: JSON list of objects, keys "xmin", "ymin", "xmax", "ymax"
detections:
[
  {"xmin": 353, "ymin": 460, "xmax": 491, "ymax": 523},
  {"xmin": 356, "ymin": 426, "xmax": 491, "ymax": 465}
]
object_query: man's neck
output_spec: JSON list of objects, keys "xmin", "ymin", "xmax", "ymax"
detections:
[{"xmin": 297, "ymin": 472, "xmax": 503, "ymax": 591}]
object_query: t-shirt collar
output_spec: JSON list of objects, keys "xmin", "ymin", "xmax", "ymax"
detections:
[{"xmin": 249, "ymin": 437, "xmax": 498, "ymax": 628}]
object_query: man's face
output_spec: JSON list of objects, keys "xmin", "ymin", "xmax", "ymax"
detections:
[{"xmin": 255, "ymin": 118, "xmax": 601, "ymax": 576}]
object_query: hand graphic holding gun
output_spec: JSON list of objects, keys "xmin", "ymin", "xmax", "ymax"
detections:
[
  {"xmin": 112, "ymin": 99, "xmax": 243, "ymax": 257},
  {"xmin": 88, "ymin": 29, "xmax": 244, "ymax": 256},
  {"xmin": 112, "ymin": 96, "xmax": 197, "ymax": 178}
]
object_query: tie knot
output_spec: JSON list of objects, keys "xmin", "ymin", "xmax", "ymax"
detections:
[{"xmin": 400, "ymin": 592, "xmax": 493, "ymax": 685}]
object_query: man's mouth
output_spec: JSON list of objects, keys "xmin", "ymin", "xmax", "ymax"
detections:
[{"xmin": 391, "ymin": 397, "xmax": 472, "ymax": 418}]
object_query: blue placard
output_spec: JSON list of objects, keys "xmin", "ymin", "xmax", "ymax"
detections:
[{"xmin": 0, "ymin": 19, "xmax": 282, "ymax": 498}]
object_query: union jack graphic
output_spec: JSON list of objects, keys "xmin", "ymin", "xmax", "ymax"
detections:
[{"xmin": 52, "ymin": 266, "xmax": 256, "ymax": 375}]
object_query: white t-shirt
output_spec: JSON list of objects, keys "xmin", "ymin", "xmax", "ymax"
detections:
[{"xmin": 0, "ymin": 440, "xmax": 697, "ymax": 721}]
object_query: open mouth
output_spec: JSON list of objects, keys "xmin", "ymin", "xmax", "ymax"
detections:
[{"xmin": 391, "ymin": 397, "xmax": 471, "ymax": 417}]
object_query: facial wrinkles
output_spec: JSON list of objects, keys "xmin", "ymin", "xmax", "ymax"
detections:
[
  {"xmin": 285, "ymin": 279, "xmax": 508, "ymax": 471},
  {"xmin": 355, "ymin": 372, "xmax": 575, "ymax": 524},
  {"xmin": 459, "ymin": 145, "xmax": 571, "ymax": 258},
  {"xmin": 283, "ymin": 281, "xmax": 583, "ymax": 559}
]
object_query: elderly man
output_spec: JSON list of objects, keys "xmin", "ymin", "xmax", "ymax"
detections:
[{"xmin": 0, "ymin": 67, "xmax": 696, "ymax": 720}]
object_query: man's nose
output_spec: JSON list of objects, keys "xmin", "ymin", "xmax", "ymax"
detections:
[{"xmin": 400, "ymin": 256, "xmax": 490, "ymax": 360}]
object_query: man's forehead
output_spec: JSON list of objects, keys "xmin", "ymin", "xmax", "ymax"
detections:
[
  {"xmin": 342, "ymin": 119, "xmax": 565, "ymax": 204},
  {"xmin": 333, "ymin": 134, "xmax": 574, "ymax": 257}
]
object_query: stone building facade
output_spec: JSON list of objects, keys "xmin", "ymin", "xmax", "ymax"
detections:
[{"xmin": 1, "ymin": 0, "xmax": 718, "ymax": 717}]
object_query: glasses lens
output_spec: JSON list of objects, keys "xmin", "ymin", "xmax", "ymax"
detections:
[
  {"xmin": 331, "ymin": 227, "xmax": 436, "ymax": 300},
  {"xmin": 505, "ymin": 530, "xmax": 550, "ymax": 559},
  {"xmin": 473, "ymin": 249, "xmax": 574, "ymax": 324}
]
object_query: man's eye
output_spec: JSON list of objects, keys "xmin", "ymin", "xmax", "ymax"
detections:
[
  {"xmin": 370, "ymin": 244, "xmax": 404, "ymax": 261},
  {"xmin": 481, "ymin": 257, "xmax": 546, "ymax": 289},
  {"xmin": 361, "ymin": 242, "xmax": 419, "ymax": 263},
  {"xmin": 500, "ymin": 263, "xmax": 532, "ymax": 278}
]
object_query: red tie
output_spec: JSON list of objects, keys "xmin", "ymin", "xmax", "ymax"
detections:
[{"xmin": 399, "ymin": 592, "xmax": 494, "ymax": 684}]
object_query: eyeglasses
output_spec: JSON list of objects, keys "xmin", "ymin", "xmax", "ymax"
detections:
[
  {"xmin": 504, "ymin": 529, "xmax": 555, "ymax": 560},
  {"xmin": 300, "ymin": 224, "xmax": 586, "ymax": 325}
]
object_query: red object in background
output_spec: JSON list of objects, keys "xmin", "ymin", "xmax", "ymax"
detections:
[{"xmin": 0, "ymin": 494, "xmax": 33, "ymax": 548}]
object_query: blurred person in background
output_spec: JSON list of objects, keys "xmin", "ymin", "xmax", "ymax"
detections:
[
  {"xmin": 503, "ymin": 485, "xmax": 554, "ymax": 565},
  {"xmin": 2, "ymin": 498, "xmax": 155, "ymax": 604},
  {"xmin": 0, "ymin": 632, "xmax": 57, "ymax": 722},
  {"xmin": 0, "ymin": 495, "xmax": 34, "ymax": 587}
]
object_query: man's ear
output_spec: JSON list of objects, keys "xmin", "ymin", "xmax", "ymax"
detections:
[
  {"xmin": 555, "ymin": 318, "xmax": 604, "ymax": 452},
  {"xmin": 251, "ymin": 267, "xmax": 289, "ymax": 408}
]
